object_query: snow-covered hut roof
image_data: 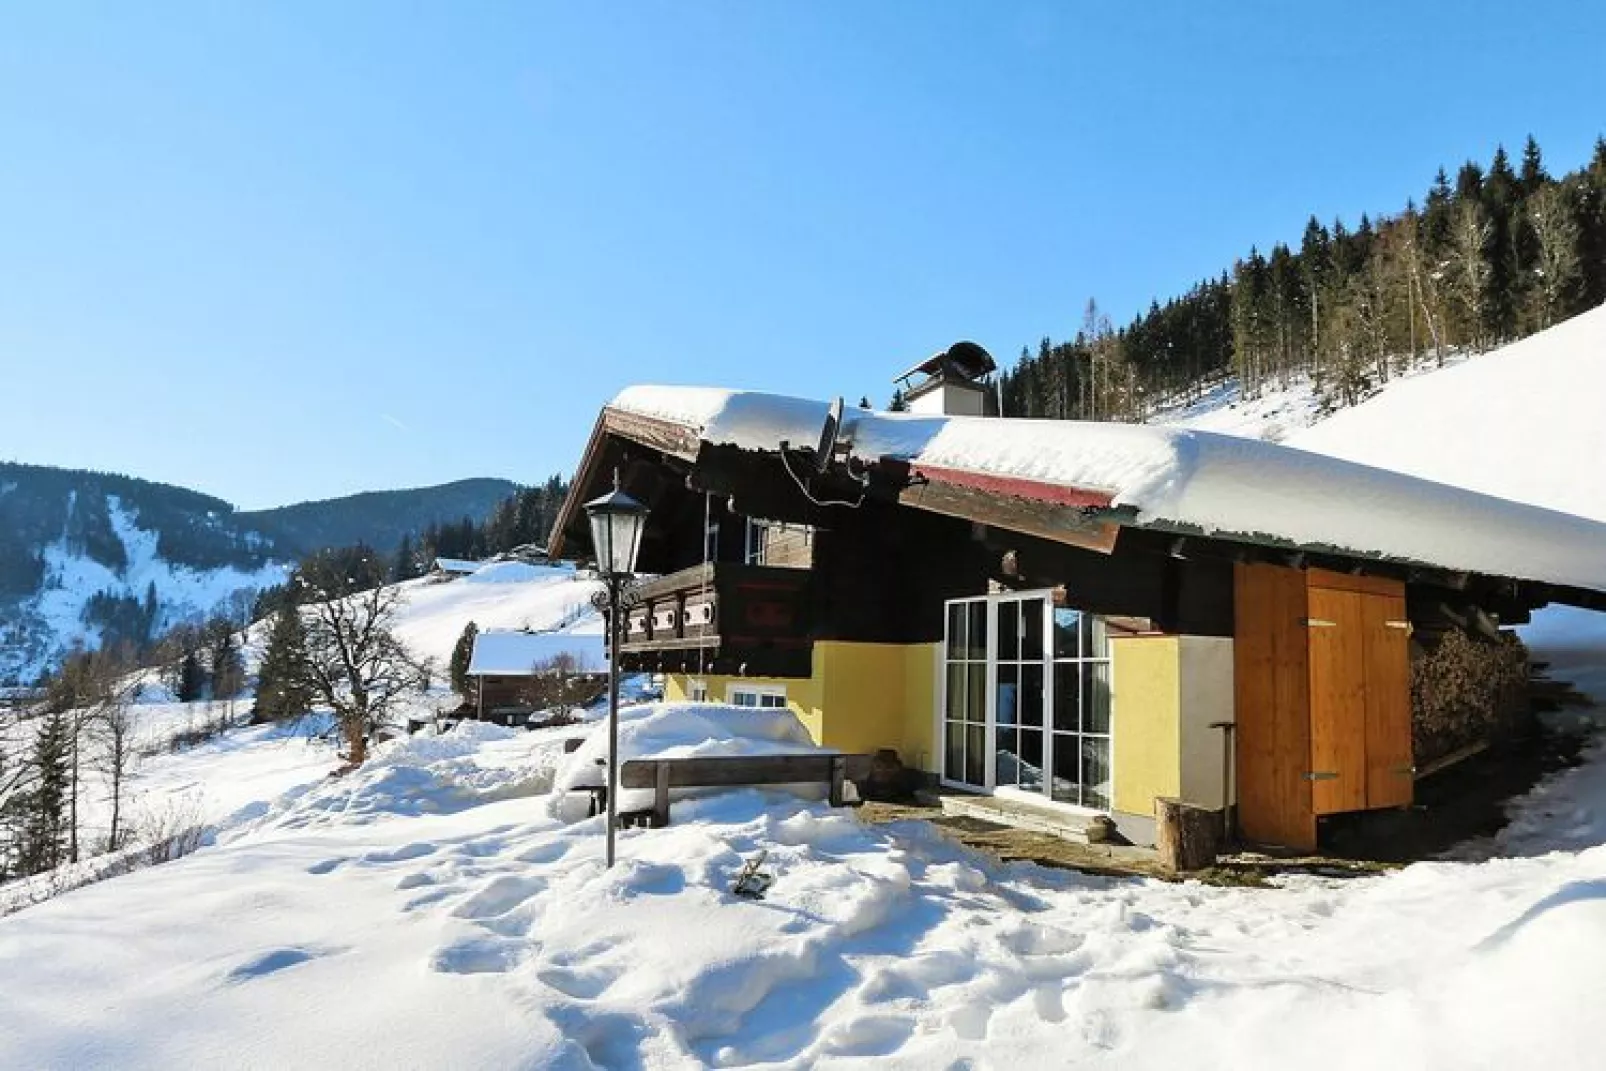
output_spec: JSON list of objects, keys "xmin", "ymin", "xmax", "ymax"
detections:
[
  {"xmin": 432, "ymin": 557, "xmax": 481, "ymax": 576},
  {"xmin": 588, "ymin": 385, "xmax": 1606, "ymax": 598},
  {"xmin": 467, "ymin": 629, "xmax": 607, "ymax": 676}
]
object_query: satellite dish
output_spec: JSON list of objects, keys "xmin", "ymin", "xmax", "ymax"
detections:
[{"xmin": 812, "ymin": 396, "xmax": 845, "ymax": 475}]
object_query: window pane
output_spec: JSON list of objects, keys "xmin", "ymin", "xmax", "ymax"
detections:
[
  {"xmin": 1051, "ymin": 733, "xmax": 1080, "ymax": 804},
  {"xmin": 761, "ymin": 693, "xmax": 787, "ymax": 709},
  {"xmin": 946, "ymin": 603, "xmax": 964, "ymax": 659},
  {"xmin": 1053, "ymin": 663, "xmax": 1079, "ymax": 732},
  {"xmin": 1082, "ymin": 737, "xmax": 1111, "ymax": 810},
  {"xmin": 966, "ymin": 661, "xmax": 987, "ymax": 723},
  {"xmin": 997, "ymin": 601, "xmax": 1019, "ymax": 662},
  {"xmin": 995, "ymin": 727, "xmax": 1018, "ymax": 786},
  {"xmin": 946, "ymin": 722, "xmax": 964, "ymax": 782},
  {"xmin": 964, "ymin": 725, "xmax": 985, "ymax": 786},
  {"xmin": 945, "ymin": 663, "xmax": 967, "ymax": 721},
  {"xmin": 1018, "ymin": 729, "xmax": 1044, "ymax": 793},
  {"xmin": 964, "ymin": 602, "xmax": 988, "ymax": 660},
  {"xmin": 1081, "ymin": 663, "xmax": 1111, "ymax": 734},
  {"xmin": 996, "ymin": 664, "xmax": 1018, "ymax": 727},
  {"xmin": 1020, "ymin": 664, "xmax": 1044, "ymax": 728},
  {"xmin": 1081, "ymin": 614, "xmax": 1109, "ymax": 659},
  {"xmin": 1052, "ymin": 607, "xmax": 1080, "ymax": 659},
  {"xmin": 1020, "ymin": 599, "xmax": 1044, "ymax": 661}
]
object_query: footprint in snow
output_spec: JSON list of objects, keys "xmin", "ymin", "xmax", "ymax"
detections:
[
  {"xmin": 361, "ymin": 842, "xmax": 437, "ymax": 865},
  {"xmin": 224, "ymin": 945, "xmax": 342, "ymax": 985},
  {"xmin": 430, "ymin": 936, "xmax": 525, "ymax": 975},
  {"xmin": 821, "ymin": 1015, "xmax": 915, "ymax": 1058},
  {"xmin": 451, "ymin": 874, "xmax": 547, "ymax": 920},
  {"xmin": 306, "ymin": 857, "xmax": 346, "ymax": 875}
]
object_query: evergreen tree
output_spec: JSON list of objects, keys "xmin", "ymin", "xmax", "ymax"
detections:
[
  {"xmin": 16, "ymin": 710, "xmax": 71, "ymax": 876},
  {"xmin": 177, "ymin": 648, "xmax": 207, "ymax": 702},
  {"xmin": 450, "ymin": 621, "xmax": 479, "ymax": 698},
  {"xmin": 209, "ymin": 626, "xmax": 245, "ymax": 700},
  {"xmin": 253, "ymin": 608, "xmax": 313, "ymax": 722}
]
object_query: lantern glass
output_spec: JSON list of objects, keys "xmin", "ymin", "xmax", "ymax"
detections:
[{"xmin": 584, "ymin": 484, "xmax": 649, "ymax": 578}]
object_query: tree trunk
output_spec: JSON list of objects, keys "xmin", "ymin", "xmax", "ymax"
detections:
[{"xmin": 1156, "ymin": 797, "xmax": 1221, "ymax": 872}]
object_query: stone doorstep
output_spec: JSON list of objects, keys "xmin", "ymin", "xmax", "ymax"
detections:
[{"xmin": 936, "ymin": 792, "xmax": 1100, "ymax": 843}]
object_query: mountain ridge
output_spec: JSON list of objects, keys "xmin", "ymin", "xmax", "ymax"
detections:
[{"xmin": 0, "ymin": 464, "xmax": 520, "ymax": 684}]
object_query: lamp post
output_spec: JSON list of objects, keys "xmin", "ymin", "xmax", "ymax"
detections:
[{"xmin": 584, "ymin": 471, "xmax": 649, "ymax": 869}]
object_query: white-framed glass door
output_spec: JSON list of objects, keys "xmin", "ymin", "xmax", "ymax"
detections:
[{"xmin": 941, "ymin": 592, "xmax": 1112, "ymax": 811}]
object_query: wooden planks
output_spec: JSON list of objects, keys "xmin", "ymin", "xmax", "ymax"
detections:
[
  {"xmin": 1362, "ymin": 591, "xmax": 1414, "ymax": 808},
  {"xmin": 620, "ymin": 754, "xmax": 873, "ymax": 827},
  {"xmin": 1307, "ymin": 587, "xmax": 1369, "ymax": 815},
  {"xmin": 1233, "ymin": 562, "xmax": 1316, "ymax": 849}
]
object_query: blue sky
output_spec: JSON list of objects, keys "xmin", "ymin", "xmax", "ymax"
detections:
[{"xmin": 1, "ymin": 2, "xmax": 1602, "ymax": 509}]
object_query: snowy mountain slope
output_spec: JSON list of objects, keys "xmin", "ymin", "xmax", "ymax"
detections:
[
  {"xmin": 4, "ymin": 702, "xmax": 1606, "ymax": 1069},
  {"xmin": 1287, "ymin": 303, "xmax": 1606, "ymax": 524},
  {"xmin": 0, "ymin": 467, "xmax": 517, "ymax": 685},
  {"xmin": 0, "ymin": 561, "xmax": 605, "ymax": 902}
]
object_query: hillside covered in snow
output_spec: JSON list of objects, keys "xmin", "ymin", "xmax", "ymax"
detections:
[
  {"xmin": 5, "ymin": 311, "xmax": 1606, "ymax": 1069},
  {"xmin": 0, "ymin": 465, "xmax": 517, "ymax": 685}
]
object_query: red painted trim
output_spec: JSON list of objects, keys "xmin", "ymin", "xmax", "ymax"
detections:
[{"xmin": 911, "ymin": 462, "xmax": 1115, "ymax": 510}]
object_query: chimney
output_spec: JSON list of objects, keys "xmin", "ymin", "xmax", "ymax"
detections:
[{"xmin": 894, "ymin": 340, "xmax": 998, "ymax": 417}]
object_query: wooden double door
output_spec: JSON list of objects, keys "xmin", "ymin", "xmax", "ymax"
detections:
[{"xmin": 1235, "ymin": 565, "xmax": 1414, "ymax": 850}]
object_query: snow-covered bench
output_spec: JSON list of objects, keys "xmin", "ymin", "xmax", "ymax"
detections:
[{"xmin": 619, "ymin": 753, "xmax": 873, "ymax": 828}]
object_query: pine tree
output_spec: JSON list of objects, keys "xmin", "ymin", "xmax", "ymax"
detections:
[
  {"xmin": 177, "ymin": 648, "xmax": 207, "ymax": 703},
  {"xmin": 210, "ymin": 627, "xmax": 244, "ymax": 700},
  {"xmin": 253, "ymin": 608, "xmax": 313, "ymax": 722},
  {"xmin": 450, "ymin": 621, "xmax": 479, "ymax": 698},
  {"xmin": 16, "ymin": 711, "xmax": 71, "ymax": 876}
]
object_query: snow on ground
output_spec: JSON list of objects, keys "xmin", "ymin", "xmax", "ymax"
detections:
[
  {"xmin": 1, "ymin": 558, "xmax": 607, "ymax": 909},
  {"xmin": 389, "ymin": 563, "xmax": 604, "ymax": 670},
  {"xmin": 1289, "ymin": 304, "xmax": 1606, "ymax": 524},
  {"xmin": 4, "ymin": 701, "xmax": 1606, "ymax": 1069},
  {"xmin": 7, "ymin": 318, "xmax": 1606, "ymax": 1068}
]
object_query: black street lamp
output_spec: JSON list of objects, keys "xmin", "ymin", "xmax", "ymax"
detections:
[{"xmin": 584, "ymin": 470, "xmax": 649, "ymax": 869}]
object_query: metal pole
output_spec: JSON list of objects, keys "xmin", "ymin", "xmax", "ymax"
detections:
[{"xmin": 605, "ymin": 575, "xmax": 621, "ymax": 869}]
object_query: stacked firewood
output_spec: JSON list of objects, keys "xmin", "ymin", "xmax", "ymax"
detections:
[{"xmin": 1409, "ymin": 628, "xmax": 1529, "ymax": 767}]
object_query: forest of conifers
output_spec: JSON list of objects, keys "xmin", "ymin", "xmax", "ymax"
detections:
[{"xmin": 997, "ymin": 136, "xmax": 1606, "ymax": 421}]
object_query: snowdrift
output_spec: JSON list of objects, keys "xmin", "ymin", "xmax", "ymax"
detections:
[
  {"xmin": 549, "ymin": 701, "xmax": 830, "ymax": 816},
  {"xmin": 1290, "ymin": 303, "xmax": 1606, "ymax": 523}
]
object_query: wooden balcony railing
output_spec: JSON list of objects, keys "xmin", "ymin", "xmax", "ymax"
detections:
[{"xmin": 614, "ymin": 562, "xmax": 813, "ymax": 674}]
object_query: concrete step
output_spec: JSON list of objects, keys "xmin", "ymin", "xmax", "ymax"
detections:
[{"xmin": 936, "ymin": 792, "xmax": 1106, "ymax": 843}]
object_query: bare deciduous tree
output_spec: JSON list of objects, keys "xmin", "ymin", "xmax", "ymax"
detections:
[
  {"xmin": 1528, "ymin": 184, "xmax": 1581, "ymax": 330},
  {"xmin": 298, "ymin": 557, "xmax": 430, "ymax": 766}
]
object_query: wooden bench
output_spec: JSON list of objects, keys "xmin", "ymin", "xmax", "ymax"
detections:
[{"xmin": 619, "ymin": 753, "xmax": 873, "ymax": 828}]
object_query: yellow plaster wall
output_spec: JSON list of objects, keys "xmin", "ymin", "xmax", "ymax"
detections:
[
  {"xmin": 1110, "ymin": 636, "xmax": 1181, "ymax": 817},
  {"xmin": 664, "ymin": 640, "xmax": 941, "ymax": 770}
]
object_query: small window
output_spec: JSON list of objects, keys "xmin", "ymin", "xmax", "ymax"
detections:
[
  {"xmin": 744, "ymin": 518, "xmax": 769, "ymax": 565},
  {"xmin": 728, "ymin": 684, "xmax": 787, "ymax": 709},
  {"xmin": 687, "ymin": 679, "xmax": 709, "ymax": 702},
  {"xmin": 704, "ymin": 519, "xmax": 721, "ymax": 563}
]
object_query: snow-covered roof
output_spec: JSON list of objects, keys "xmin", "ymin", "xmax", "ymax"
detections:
[
  {"xmin": 606, "ymin": 384, "xmax": 1606, "ymax": 596},
  {"xmin": 467, "ymin": 629, "xmax": 606, "ymax": 676},
  {"xmin": 433, "ymin": 557, "xmax": 481, "ymax": 574}
]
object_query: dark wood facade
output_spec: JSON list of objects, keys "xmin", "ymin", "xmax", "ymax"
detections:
[{"xmin": 555, "ymin": 402, "xmax": 1579, "ymax": 851}]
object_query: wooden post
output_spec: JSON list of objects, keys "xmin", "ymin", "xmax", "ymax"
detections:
[
  {"xmin": 653, "ymin": 762, "xmax": 671, "ymax": 828},
  {"xmin": 828, "ymin": 755, "xmax": 846, "ymax": 807},
  {"xmin": 1156, "ymin": 797, "xmax": 1221, "ymax": 872}
]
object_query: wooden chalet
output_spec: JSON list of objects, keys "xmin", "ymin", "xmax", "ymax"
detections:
[
  {"xmin": 549, "ymin": 375, "xmax": 1606, "ymax": 851},
  {"xmin": 466, "ymin": 629, "xmax": 606, "ymax": 726}
]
